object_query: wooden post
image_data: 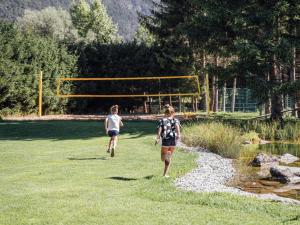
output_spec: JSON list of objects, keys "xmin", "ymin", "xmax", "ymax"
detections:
[{"xmin": 38, "ymin": 70, "xmax": 43, "ymax": 117}]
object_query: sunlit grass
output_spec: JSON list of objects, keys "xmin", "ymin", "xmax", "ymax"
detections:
[
  {"xmin": 182, "ymin": 122, "xmax": 243, "ymax": 158},
  {"xmin": 0, "ymin": 121, "xmax": 299, "ymax": 225}
]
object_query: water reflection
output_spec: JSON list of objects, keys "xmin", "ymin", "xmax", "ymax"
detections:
[
  {"xmin": 259, "ymin": 143, "xmax": 300, "ymax": 157},
  {"xmin": 235, "ymin": 143, "xmax": 300, "ymax": 200}
]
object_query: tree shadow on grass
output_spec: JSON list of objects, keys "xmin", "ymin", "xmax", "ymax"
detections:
[
  {"xmin": 108, "ymin": 176, "xmax": 138, "ymax": 181},
  {"xmin": 107, "ymin": 175, "xmax": 154, "ymax": 181},
  {"xmin": 0, "ymin": 120, "xmax": 156, "ymax": 141},
  {"xmin": 68, "ymin": 157, "xmax": 108, "ymax": 160}
]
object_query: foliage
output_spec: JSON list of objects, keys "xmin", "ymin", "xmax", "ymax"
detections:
[
  {"xmin": 70, "ymin": 0, "xmax": 121, "ymax": 44},
  {"xmin": 16, "ymin": 7, "xmax": 79, "ymax": 42},
  {"xmin": 0, "ymin": 22, "xmax": 77, "ymax": 116},
  {"xmin": 133, "ymin": 24, "xmax": 155, "ymax": 46},
  {"xmin": 245, "ymin": 120, "xmax": 300, "ymax": 142},
  {"xmin": 0, "ymin": 0, "xmax": 154, "ymax": 41},
  {"xmin": 1, "ymin": 120, "xmax": 300, "ymax": 224},
  {"xmin": 67, "ymin": 40, "xmax": 196, "ymax": 114},
  {"xmin": 183, "ymin": 0, "xmax": 300, "ymax": 119},
  {"xmin": 182, "ymin": 122, "xmax": 243, "ymax": 158}
]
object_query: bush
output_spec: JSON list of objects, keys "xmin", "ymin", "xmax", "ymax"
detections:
[
  {"xmin": 182, "ymin": 122, "xmax": 243, "ymax": 158},
  {"xmin": 0, "ymin": 21, "xmax": 77, "ymax": 116}
]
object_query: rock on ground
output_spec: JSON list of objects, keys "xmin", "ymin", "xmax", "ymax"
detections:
[
  {"xmin": 251, "ymin": 153, "xmax": 279, "ymax": 167},
  {"xmin": 175, "ymin": 143, "xmax": 300, "ymax": 205},
  {"xmin": 279, "ymin": 153, "xmax": 299, "ymax": 164},
  {"xmin": 270, "ymin": 166, "xmax": 300, "ymax": 184}
]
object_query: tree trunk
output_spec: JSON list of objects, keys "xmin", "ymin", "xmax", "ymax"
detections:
[
  {"xmin": 159, "ymin": 93, "xmax": 162, "ymax": 113},
  {"xmin": 211, "ymin": 75, "xmax": 215, "ymax": 112},
  {"xmin": 214, "ymin": 55, "xmax": 219, "ymax": 112},
  {"xmin": 264, "ymin": 73, "xmax": 271, "ymax": 115},
  {"xmin": 202, "ymin": 52, "xmax": 210, "ymax": 113},
  {"xmin": 269, "ymin": 60, "xmax": 283, "ymax": 121},
  {"xmin": 192, "ymin": 97, "xmax": 195, "ymax": 112},
  {"xmin": 143, "ymin": 99, "xmax": 148, "ymax": 114},
  {"xmin": 222, "ymin": 81, "xmax": 227, "ymax": 112},
  {"xmin": 179, "ymin": 96, "xmax": 182, "ymax": 112},
  {"xmin": 291, "ymin": 47, "xmax": 298, "ymax": 117},
  {"xmin": 205, "ymin": 71, "xmax": 210, "ymax": 114},
  {"xmin": 231, "ymin": 77, "xmax": 237, "ymax": 112}
]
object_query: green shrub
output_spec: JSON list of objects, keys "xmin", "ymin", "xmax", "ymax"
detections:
[{"xmin": 182, "ymin": 122, "xmax": 243, "ymax": 158}]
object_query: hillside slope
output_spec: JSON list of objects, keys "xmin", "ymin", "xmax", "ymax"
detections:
[{"xmin": 0, "ymin": 0, "xmax": 154, "ymax": 40}]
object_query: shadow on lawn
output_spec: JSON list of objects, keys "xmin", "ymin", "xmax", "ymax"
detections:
[
  {"xmin": 107, "ymin": 175, "xmax": 154, "ymax": 181},
  {"xmin": 0, "ymin": 120, "xmax": 155, "ymax": 141},
  {"xmin": 68, "ymin": 157, "xmax": 108, "ymax": 160}
]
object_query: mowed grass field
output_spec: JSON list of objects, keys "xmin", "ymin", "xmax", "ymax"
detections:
[{"xmin": 0, "ymin": 121, "xmax": 300, "ymax": 225}]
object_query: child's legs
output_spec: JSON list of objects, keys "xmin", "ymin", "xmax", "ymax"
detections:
[
  {"xmin": 161, "ymin": 147, "xmax": 174, "ymax": 161},
  {"xmin": 112, "ymin": 136, "xmax": 118, "ymax": 149},
  {"xmin": 108, "ymin": 138, "xmax": 113, "ymax": 149},
  {"xmin": 161, "ymin": 146, "xmax": 175, "ymax": 176}
]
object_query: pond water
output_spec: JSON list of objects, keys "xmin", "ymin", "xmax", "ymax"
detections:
[{"xmin": 233, "ymin": 143, "xmax": 300, "ymax": 201}]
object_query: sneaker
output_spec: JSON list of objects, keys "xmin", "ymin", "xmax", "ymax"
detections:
[
  {"xmin": 111, "ymin": 148, "xmax": 115, "ymax": 157},
  {"xmin": 107, "ymin": 149, "xmax": 111, "ymax": 153}
]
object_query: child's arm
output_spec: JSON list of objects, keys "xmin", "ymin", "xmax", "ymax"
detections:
[
  {"xmin": 155, "ymin": 127, "xmax": 162, "ymax": 145},
  {"xmin": 119, "ymin": 117, "xmax": 124, "ymax": 127},
  {"xmin": 104, "ymin": 118, "xmax": 108, "ymax": 134},
  {"xmin": 175, "ymin": 123, "xmax": 181, "ymax": 140}
]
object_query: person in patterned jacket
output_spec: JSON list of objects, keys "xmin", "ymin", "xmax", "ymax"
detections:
[{"xmin": 155, "ymin": 104, "xmax": 181, "ymax": 177}]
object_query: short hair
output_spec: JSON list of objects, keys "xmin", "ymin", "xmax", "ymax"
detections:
[
  {"xmin": 164, "ymin": 104, "xmax": 175, "ymax": 116},
  {"xmin": 110, "ymin": 105, "xmax": 119, "ymax": 113}
]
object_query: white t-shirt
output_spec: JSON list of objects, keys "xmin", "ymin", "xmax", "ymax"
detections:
[{"xmin": 107, "ymin": 114, "xmax": 121, "ymax": 131}]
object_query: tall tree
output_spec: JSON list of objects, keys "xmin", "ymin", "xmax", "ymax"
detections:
[
  {"xmin": 70, "ymin": 0, "xmax": 121, "ymax": 43},
  {"xmin": 16, "ymin": 7, "xmax": 79, "ymax": 42},
  {"xmin": 184, "ymin": 0, "xmax": 300, "ymax": 120}
]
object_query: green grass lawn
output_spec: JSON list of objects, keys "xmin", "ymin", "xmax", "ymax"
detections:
[{"xmin": 0, "ymin": 121, "xmax": 299, "ymax": 225}]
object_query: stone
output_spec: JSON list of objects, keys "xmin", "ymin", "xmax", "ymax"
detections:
[
  {"xmin": 279, "ymin": 153, "xmax": 299, "ymax": 164},
  {"xmin": 251, "ymin": 153, "xmax": 279, "ymax": 167},
  {"xmin": 273, "ymin": 184, "xmax": 300, "ymax": 193},
  {"xmin": 259, "ymin": 140, "xmax": 270, "ymax": 145},
  {"xmin": 243, "ymin": 140, "xmax": 252, "ymax": 145},
  {"xmin": 270, "ymin": 166, "xmax": 300, "ymax": 184}
]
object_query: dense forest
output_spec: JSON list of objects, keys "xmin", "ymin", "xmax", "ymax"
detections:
[
  {"xmin": 0, "ymin": 0, "xmax": 154, "ymax": 40},
  {"xmin": 0, "ymin": 0, "xmax": 299, "ymax": 119}
]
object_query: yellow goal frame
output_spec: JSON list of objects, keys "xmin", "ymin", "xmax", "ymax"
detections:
[{"xmin": 57, "ymin": 75, "xmax": 201, "ymax": 98}]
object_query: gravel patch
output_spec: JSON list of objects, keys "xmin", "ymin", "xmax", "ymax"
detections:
[{"xmin": 175, "ymin": 143, "xmax": 300, "ymax": 205}]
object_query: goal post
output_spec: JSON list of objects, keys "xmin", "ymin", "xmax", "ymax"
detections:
[{"xmin": 56, "ymin": 75, "xmax": 201, "ymax": 98}]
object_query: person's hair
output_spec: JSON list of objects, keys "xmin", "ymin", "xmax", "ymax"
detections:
[
  {"xmin": 164, "ymin": 104, "xmax": 175, "ymax": 116},
  {"xmin": 110, "ymin": 105, "xmax": 119, "ymax": 113}
]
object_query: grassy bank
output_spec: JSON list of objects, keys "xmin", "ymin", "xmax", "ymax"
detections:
[
  {"xmin": 182, "ymin": 122, "xmax": 243, "ymax": 158},
  {"xmin": 0, "ymin": 121, "xmax": 300, "ymax": 225}
]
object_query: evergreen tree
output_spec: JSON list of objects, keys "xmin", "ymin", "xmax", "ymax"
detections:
[
  {"xmin": 184, "ymin": 0, "xmax": 300, "ymax": 120},
  {"xmin": 0, "ymin": 21, "xmax": 77, "ymax": 116}
]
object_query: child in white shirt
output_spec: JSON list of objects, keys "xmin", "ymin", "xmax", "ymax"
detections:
[{"xmin": 105, "ymin": 105, "xmax": 123, "ymax": 157}]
